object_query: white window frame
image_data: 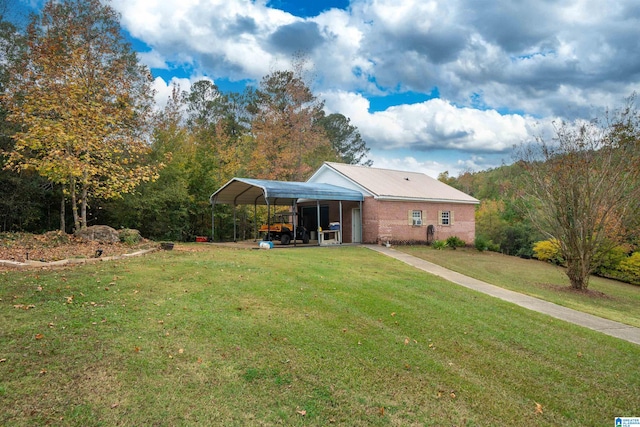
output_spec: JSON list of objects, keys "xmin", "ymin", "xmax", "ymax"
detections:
[
  {"xmin": 440, "ymin": 210, "xmax": 450, "ymax": 226},
  {"xmin": 411, "ymin": 210, "xmax": 423, "ymax": 226}
]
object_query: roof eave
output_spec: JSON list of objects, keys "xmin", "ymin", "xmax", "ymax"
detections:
[
  {"xmin": 318, "ymin": 162, "xmax": 377, "ymax": 197},
  {"xmin": 375, "ymin": 195, "xmax": 480, "ymax": 204}
]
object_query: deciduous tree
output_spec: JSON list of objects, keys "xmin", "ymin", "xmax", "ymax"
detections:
[
  {"xmin": 248, "ymin": 64, "xmax": 335, "ymax": 181},
  {"xmin": 3, "ymin": 0, "xmax": 159, "ymax": 231},
  {"xmin": 518, "ymin": 97, "xmax": 640, "ymax": 290}
]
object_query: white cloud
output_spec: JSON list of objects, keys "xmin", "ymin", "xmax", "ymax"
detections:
[
  {"xmin": 367, "ymin": 153, "xmax": 447, "ymax": 179},
  {"xmin": 113, "ymin": 0, "xmax": 299, "ymax": 81},
  {"xmin": 323, "ymin": 91, "xmax": 538, "ymax": 153}
]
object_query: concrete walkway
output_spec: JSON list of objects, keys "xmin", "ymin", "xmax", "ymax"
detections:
[{"xmin": 366, "ymin": 245, "xmax": 640, "ymax": 346}]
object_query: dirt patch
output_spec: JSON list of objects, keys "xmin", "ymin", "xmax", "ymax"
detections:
[
  {"xmin": 0, "ymin": 231, "xmax": 157, "ymax": 264},
  {"xmin": 537, "ymin": 282, "xmax": 612, "ymax": 299}
]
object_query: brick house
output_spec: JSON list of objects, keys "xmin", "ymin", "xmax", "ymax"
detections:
[
  {"xmin": 210, "ymin": 162, "xmax": 479, "ymax": 245},
  {"xmin": 301, "ymin": 162, "xmax": 479, "ymax": 244}
]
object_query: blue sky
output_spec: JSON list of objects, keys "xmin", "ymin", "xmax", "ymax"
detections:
[{"xmin": 19, "ymin": 0, "xmax": 640, "ymax": 177}]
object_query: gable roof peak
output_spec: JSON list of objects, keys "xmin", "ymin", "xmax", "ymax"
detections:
[{"xmin": 315, "ymin": 162, "xmax": 479, "ymax": 204}]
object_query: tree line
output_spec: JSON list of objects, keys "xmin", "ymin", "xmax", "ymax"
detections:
[{"xmin": 0, "ymin": 0, "xmax": 371, "ymax": 240}]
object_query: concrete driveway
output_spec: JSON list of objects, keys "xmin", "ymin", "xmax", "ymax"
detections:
[{"xmin": 367, "ymin": 245, "xmax": 640, "ymax": 346}]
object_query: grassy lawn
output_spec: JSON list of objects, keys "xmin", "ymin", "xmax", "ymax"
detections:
[
  {"xmin": 1, "ymin": 245, "xmax": 638, "ymax": 426},
  {"xmin": 398, "ymin": 246, "xmax": 640, "ymax": 328}
]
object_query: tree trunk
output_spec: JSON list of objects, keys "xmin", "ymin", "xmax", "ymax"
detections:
[
  {"xmin": 80, "ymin": 185, "xmax": 88, "ymax": 230},
  {"xmin": 70, "ymin": 179, "xmax": 80, "ymax": 232},
  {"xmin": 60, "ymin": 194, "xmax": 66, "ymax": 232},
  {"xmin": 566, "ymin": 257, "xmax": 591, "ymax": 290}
]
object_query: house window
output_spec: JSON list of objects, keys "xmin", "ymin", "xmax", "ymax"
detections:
[
  {"xmin": 411, "ymin": 210, "xmax": 423, "ymax": 226},
  {"xmin": 440, "ymin": 210, "xmax": 451, "ymax": 226}
]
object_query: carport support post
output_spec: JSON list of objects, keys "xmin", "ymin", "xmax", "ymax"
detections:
[
  {"xmin": 359, "ymin": 200, "xmax": 363, "ymax": 243},
  {"xmin": 292, "ymin": 201, "xmax": 297, "ymax": 247},
  {"xmin": 316, "ymin": 200, "xmax": 321, "ymax": 246},
  {"xmin": 253, "ymin": 201, "xmax": 258, "ymax": 241},
  {"xmin": 266, "ymin": 201, "xmax": 271, "ymax": 241},
  {"xmin": 339, "ymin": 201, "xmax": 343, "ymax": 244},
  {"xmin": 233, "ymin": 204, "xmax": 237, "ymax": 242},
  {"xmin": 211, "ymin": 199, "xmax": 216, "ymax": 243}
]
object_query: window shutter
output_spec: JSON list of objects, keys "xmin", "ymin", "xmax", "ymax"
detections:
[
  {"xmin": 420, "ymin": 210, "xmax": 424, "ymax": 226},
  {"xmin": 450, "ymin": 211, "xmax": 455, "ymax": 225},
  {"xmin": 408, "ymin": 210, "xmax": 413, "ymax": 225},
  {"xmin": 437, "ymin": 210, "xmax": 443, "ymax": 226}
]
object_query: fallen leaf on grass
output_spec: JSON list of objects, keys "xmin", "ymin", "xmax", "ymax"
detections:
[
  {"xmin": 404, "ymin": 337, "xmax": 409, "ymax": 345},
  {"xmin": 111, "ymin": 403, "xmax": 119, "ymax": 409},
  {"xmin": 178, "ymin": 348, "xmax": 184, "ymax": 354},
  {"xmin": 35, "ymin": 333, "xmax": 44, "ymax": 340},
  {"xmin": 379, "ymin": 407, "xmax": 384, "ymax": 416},
  {"xmin": 296, "ymin": 410, "xmax": 306, "ymax": 416},
  {"xmin": 535, "ymin": 402, "xmax": 543, "ymax": 414},
  {"xmin": 65, "ymin": 296, "xmax": 74, "ymax": 304},
  {"xmin": 0, "ymin": 358, "xmax": 7, "ymax": 363},
  {"xmin": 391, "ymin": 312, "xmax": 396, "ymax": 317},
  {"xmin": 13, "ymin": 304, "xmax": 36, "ymax": 310}
]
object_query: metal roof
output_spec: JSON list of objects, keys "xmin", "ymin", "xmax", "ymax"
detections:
[
  {"xmin": 210, "ymin": 177, "xmax": 364, "ymax": 205},
  {"xmin": 309, "ymin": 162, "xmax": 480, "ymax": 204}
]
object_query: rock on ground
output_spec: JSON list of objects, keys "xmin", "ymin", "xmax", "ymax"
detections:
[{"xmin": 75, "ymin": 225, "xmax": 120, "ymax": 243}]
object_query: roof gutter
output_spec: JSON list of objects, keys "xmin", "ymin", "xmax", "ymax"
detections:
[{"xmin": 375, "ymin": 195, "xmax": 480, "ymax": 204}]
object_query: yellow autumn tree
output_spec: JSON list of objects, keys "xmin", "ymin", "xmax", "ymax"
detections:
[{"xmin": 3, "ymin": 0, "xmax": 159, "ymax": 231}]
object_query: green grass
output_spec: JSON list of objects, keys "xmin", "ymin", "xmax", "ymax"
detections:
[
  {"xmin": 399, "ymin": 246, "xmax": 640, "ymax": 328},
  {"xmin": 1, "ymin": 245, "xmax": 638, "ymax": 426}
]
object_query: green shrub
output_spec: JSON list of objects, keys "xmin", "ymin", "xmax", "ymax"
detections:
[
  {"xmin": 118, "ymin": 228, "xmax": 142, "ymax": 245},
  {"xmin": 533, "ymin": 239, "xmax": 564, "ymax": 265},
  {"xmin": 446, "ymin": 236, "xmax": 466, "ymax": 250},
  {"xmin": 474, "ymin": 236, "xmax": 489, "ymax": 252},
  {"xmin": 431, "ymin": 240, "xmax": 447, "ymax": 250},
  {"xmin": 516, "ymin": 245, "xmax": 534, "ymax": 259},
  {"xmin": 594, "ymin": 245, "xmax": 629, "ymax": 277}
]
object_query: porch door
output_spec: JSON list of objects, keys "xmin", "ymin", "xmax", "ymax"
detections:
[{"xmin": 352, "ymin": 208, "xmax": 362, "ymax": 243}]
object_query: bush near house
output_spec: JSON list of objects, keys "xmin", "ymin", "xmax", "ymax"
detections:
[
  {"xmin": 431, "ymin": 239, "xmax": 447, "ymax": 250},
  {"xmin": 445, "ymin": 235, "xmax": 466, "ymax": 249}
]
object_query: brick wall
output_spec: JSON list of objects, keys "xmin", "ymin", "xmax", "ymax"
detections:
[{"xmin": 362, "ymin": 197, "xmax": 476, "ymax": 244}]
